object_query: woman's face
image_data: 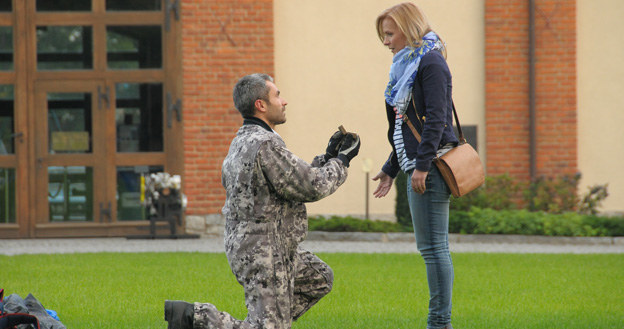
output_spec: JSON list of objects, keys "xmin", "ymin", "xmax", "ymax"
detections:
[{"xmin": 382, "ymin": 17, "xmax": 407, "ymax": 54}]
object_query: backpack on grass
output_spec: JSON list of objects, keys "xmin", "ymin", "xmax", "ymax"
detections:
[{"xmin": 0, "ymin": 289, "xmax": 41, "ymax": 329}]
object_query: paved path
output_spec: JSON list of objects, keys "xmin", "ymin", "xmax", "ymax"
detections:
[{"xmin": 1, "ymin": 233, "xmax": 623, "ymax": 255}]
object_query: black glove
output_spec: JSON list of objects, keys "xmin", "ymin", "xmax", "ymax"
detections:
[
  {"xmin": 337, "ymin": 133, "xmax": 360, "ymax": 167},
  {"xmin": 325, "ymin": 130, "xmax": 346, "ymax": 160}
]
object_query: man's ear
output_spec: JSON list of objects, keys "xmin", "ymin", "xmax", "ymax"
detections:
[{"xmin": 254, "ymin": 99, "xmax": 267, "ymax": 114}]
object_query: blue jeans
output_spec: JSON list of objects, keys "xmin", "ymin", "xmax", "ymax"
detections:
[{"xmin": 407, "ymin": 166, "xmax": 454, "ymax": 329}]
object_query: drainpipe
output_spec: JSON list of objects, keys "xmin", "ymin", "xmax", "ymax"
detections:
[{"xmin": 528, "ymin": 0, "xmax": 537, "ymax": 182}]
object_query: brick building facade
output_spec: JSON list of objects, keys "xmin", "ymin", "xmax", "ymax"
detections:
[
  {"xmin": 485, "ymin": 0, "xmax": 577, "ymax": 180},
  {"xmin": 184, "ymin": 0, "xmax": 579, "ymax": 228},
  {"xmin": 182, "ymin": 0, "xmax": 274, "ymax": 220}
]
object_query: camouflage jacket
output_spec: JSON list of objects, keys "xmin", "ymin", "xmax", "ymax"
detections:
[{"xmin": 222, "ymin": 119, "xmax": 348, "ymax": 253}]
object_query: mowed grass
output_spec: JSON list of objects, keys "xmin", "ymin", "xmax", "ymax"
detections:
[{"xmin": 1, "ymin": 252, "xmax": 622, "ymax": 328}]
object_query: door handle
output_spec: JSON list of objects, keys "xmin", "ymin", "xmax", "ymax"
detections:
[
  {"xmin": 11, "ymin": 132, "xmax": 24, "ymax": 143},
  {"xmin": 98, "ymin": 86, "xmax": 110, "ymax": 110}
]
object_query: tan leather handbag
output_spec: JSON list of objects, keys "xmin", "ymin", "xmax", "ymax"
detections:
[{"xmin": 404, "ymin": 100, "xmax": 485, "ymax": 197}]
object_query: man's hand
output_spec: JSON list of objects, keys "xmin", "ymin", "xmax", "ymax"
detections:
[
  {"xmin": 325, "ymin": 130, "xmax": 346, "ymax": 159},
  {"xmin": 337, "ymin": 134, "xmax": 360, "ymax": 167},
  {"xmin": 411, "ymin": 169, "xmax": 428, "ymax": 194},
  {"xmin": 372, "ymin": 171, "xmax": 394, "ymax": 198}
]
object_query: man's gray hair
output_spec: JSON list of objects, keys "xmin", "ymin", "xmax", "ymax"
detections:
[{"xmin": 233, "ymin": 73, "xmax": 274, "ymax": 118}]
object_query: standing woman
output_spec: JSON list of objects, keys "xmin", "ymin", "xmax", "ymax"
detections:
[{"xmin": 372, "ymin": 3, "xmax": 458, "ymax": 329}]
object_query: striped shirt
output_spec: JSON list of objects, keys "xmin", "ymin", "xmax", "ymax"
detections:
[{"xmin": 392, "ymin": 107, "xmax": 417, "ymax": 173}]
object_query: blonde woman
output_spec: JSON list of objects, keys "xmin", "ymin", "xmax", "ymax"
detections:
[{"xmin": 372, "ymin": 3, "xmax": 457, "ymax": 329}]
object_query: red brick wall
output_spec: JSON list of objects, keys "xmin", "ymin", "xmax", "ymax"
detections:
[
  {"xmin": 181, "ymin": 0, "xmax": 275, "ymax": 215},
  {"xmin": 485, "ymin": 0, "xmax": 577, "ymax": 181}
]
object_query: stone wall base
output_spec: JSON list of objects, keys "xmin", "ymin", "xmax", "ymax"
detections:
[{"xmin": 185, "ymin": 214, "xmax": 225, "ymax": 237}]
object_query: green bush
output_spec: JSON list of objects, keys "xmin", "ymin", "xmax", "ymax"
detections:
[
  {"xmin": 394, "ymin": 171, "xmax": 411, "ymax": 228},
  {"xmin": 448, "ymin": 207, "xmax": 624, "ymax": 237},
  {"xmin": 451, "ymin": 174, "xmax": 519, "ymax": 211},
  {"xmin": 309, "ymin": 211, "xmax": 624, "ymax": 237},
  {"xmin": 523, "ymin": 174, "xmax": 581, "ymax": 213},
  {"xmin": 308, "ymin": 215, "xmax": 410, "ymax": 233}
]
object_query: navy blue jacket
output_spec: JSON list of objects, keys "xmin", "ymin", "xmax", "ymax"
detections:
[{"xmin": 382, "ymin": 50, "xmax": 459, "ymax": 178}]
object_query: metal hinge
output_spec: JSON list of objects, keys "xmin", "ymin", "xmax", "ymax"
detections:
[
  {"xmin": 99, "ymin": 202, "xmax": 112, "ymax": 223},
  {"xmin": 97, "ymin": 86, "xmax": 110, "ymax": 110},
  {"xmin": 167, "ymin": 92, "xmax": 182, "ymax": 128},
  {"xmin": 165, "ymin": 0, "xmax": 180, "ymax": 32}
]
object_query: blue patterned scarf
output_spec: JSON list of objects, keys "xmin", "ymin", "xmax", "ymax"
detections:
[{"xmin": 384, "ymin": 32, "xmax": 443, "ymax": 115}]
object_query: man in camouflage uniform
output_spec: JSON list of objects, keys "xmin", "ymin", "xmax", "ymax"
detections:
[{"xmin": 165, "ymin": 73, "xmax": 360, "ymax": 329}]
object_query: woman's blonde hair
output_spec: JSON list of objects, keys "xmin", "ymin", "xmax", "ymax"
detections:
[{"xmin": 376, "ymin": 2, "xmax": 446, "ymax": 57}]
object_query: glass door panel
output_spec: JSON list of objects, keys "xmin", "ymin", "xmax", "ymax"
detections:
[
  {"xmin": 0, "ymin": 26, "xmax": 13, "ymax": 71},
  {"xmin": 0, "ymin": 84, "xmax": 13, "ymax": 154},
  {"xmin": 117, "ymin": 165, "xmax": 163, "ymax": 221},
  {"xmin": 0, "ymin": 167, "xmax": 15, "ymax": 223},
  {"xmin": 37, "ymin": 26, "xmax": 93, "ymax": 71},
  {"xmin": 48, "ymin": 166, "xmax": 93, "ymax": 222},
  {"xmin": 36, "ymin": 0, "xmax": 91, "ymax": 12},
  {"xmin": 106, "ymin": 0, "xmax": 161, "ymax": 11},
  {"xmin": 115, "ymin": 82, "xmax": 163, "ymax": 152},
  {"xmin": 106, "ymin": 26, "xmax": 162, "ymax": 69},
  {"xmin": 47, "ymin": 92, "xmax": 92, "ymax": 154},
  {"xmin": 0, "ymin": 0, "xmax": 10, "ymax": 12}
]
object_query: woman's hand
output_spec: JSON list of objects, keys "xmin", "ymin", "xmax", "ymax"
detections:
[
  {"xmin": 411, "ymin": 169, "xmax": 428, "ymax": 194},
  {"xmin": 372, "ymin": 171, "xmax": 394, "ymax": 198}
]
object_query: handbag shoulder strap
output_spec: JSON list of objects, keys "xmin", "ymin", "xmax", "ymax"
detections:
[
  {"xmin": 450, "ymin": 102, "xmax": 466, "ymax": 143},
  {"xmin": 406, "ymin": 98, "xmax": 466, "ymax": 144}
]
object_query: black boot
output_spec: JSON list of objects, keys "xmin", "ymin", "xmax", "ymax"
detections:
[{"xmin": 164, "ymin": 300, "xmax": 194, "ymax": 329}]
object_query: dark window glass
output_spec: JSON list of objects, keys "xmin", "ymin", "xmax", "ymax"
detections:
[
  {"xmin": 48, "ymin": 166, "xmax": 93, "ymax": 222},
  {"xmin": 454, "ymin": 125, "xmax": 478, "ymax": 151},
  {"xmin": 0, "ymin": 85, "xmax": 14, "ymax": 155},
  {"xmin": 0, "ymin": 0, "xmax": 11, "ymax": 12},
  {"xmin": 117, "ymin": 165, "xmax": 163, "ymax": 221},
  {"xmin": 106, "ymin": 0, "xmax": 161, "ymax": 11},
  {"xmin": 107, "ymin": 26, "xmax": 162, "ymax": 69},
  {"xmin": 0, "ymin": 168, "xmax": 15, "ymax": 223},
  {"xmin": 115, "ymin": 83, "xmax": 163, "ymax": 152},
  {"xmin": 37, "ymin": 0, "xmax": 91, "ymax": 12},
  {"xmin": 48, "ymin": 92, "xmax": 92, "ymax": 154},
  {"xmin": 37, "ymin": 26, "xmax": 93, "ymax": 70},
  {"xmin": 0, "ymin": 27, "xmax": 13, "ymax": 71}
]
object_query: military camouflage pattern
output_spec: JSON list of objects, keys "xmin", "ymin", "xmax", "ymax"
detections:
[{"xmin": 193, "ymin": 123, "xmax": 347, "ymax": 329}]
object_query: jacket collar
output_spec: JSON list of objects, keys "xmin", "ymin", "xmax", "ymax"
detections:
[{"xmin": 243, "ymin": 116, "xmax": 273, "ymax": 132}]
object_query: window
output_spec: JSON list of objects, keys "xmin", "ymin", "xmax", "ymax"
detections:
[
  {"xmin": 107, "ymin": 26, "xmax": 162, "ymax": 69},
  {"xmin": 0, "ymin": 168, "xmax": 15, "ymax": 223},
  {"xmin": 37, "ymin": 26, "xmax": 93, "ymax": 70},
  {"xmin": 37, "ymin": 0, "xmax": 91, "ymax": 12},
  {"xmin": 0, "ymin": 85, "xmax": 13, "ymax": 154},
  {"xmin": 106, "ymin": 0, "xmax": 161, "ymax": 11},
  {"xmin": 0, "ymin": 27, "xmax": 12, "ymax": 71}
]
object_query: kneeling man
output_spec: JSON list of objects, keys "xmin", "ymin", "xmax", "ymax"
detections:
[{"xmin": 165, "ymin": 73, "xmax": 360, "ymax": 329}]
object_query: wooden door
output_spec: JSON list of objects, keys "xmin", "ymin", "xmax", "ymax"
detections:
[{"xmin": 33, "ymin": 80, "xmax": 110, "ymax": 236}]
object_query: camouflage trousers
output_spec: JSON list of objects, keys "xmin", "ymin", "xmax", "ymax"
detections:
[{"xmin": 193, "ymin": 248, "xmax": 333, "ymax": 329}]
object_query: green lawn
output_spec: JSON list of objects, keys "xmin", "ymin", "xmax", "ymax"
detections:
[{"xmin": 1, "ymin": 252, "xmax": 622, "ymax": 328}]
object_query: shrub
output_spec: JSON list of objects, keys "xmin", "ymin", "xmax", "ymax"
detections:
[
  {"xmin": 308, "ymin": 211, "xmax": 624, "ymax": 236},
  {"xmin": 451, "ymin": 174, "xmax": 519, "ymax": 211},
  {"xmin": 579, "ymin": 184, "xmax": 609, "ymax": 215},
  {"xmin": 448, "ymin": 208, "xmax": 624, "ymax": 237},
  {"xmin": 308, "ymin": 215, "xmax": 410, "ymax": 233},
  {"xmin": 523, "ymin": 173, "xmax": 581, "ymax": 213},
  {"xmin": 394, "ymin": 171, "xmax": 411, "ymax": 228}
]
